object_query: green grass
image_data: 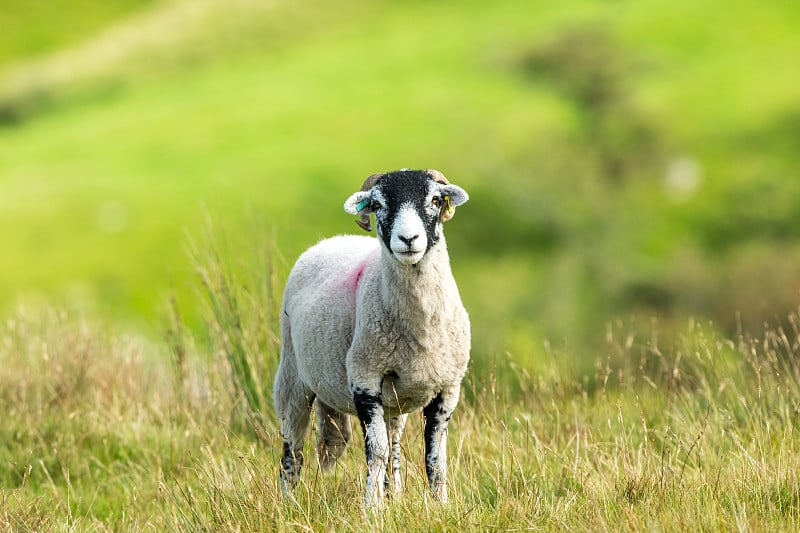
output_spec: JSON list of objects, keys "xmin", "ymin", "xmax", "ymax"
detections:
[
  {"xmin": 1, "ymin": 3, "xmax": 800, "ymax": 526},
  {"xmin": 2, "ymin": 233, "xmax": 800, "ymax": 530},
  {"xmin": 0, "ymin": 0, "xmax": 156, "ymax": 69},
  {"xmin": 0, "ymin": 0, "xmax": 799, "ymax": 352}
]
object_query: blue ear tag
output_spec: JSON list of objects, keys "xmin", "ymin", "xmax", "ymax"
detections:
[{"xmin": 356, "ymin": 199, "xmax": 371, "ymax": 212}]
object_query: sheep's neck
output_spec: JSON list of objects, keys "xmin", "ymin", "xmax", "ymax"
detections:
[{"xmin": 379, "ymin": 241, "xmax": 454, "ymax": 334}]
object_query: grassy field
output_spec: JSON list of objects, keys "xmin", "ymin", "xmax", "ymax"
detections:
[
  {"xmin": 0, "ymin": 0, "xmax": 799, "ymax": 352},
  {"xmin": 1, "ymin": 236, "xmax": 799, "ymax": 531},
  {"xmin": 1, "ymin": 0, "xmax": 800, "ymax": 529}
]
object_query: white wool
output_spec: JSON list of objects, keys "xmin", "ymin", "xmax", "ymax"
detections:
[
  {"xmin": 278, "ymin": 234, "xmax": 469, "ymax": 416},
  {"xmin": 273, "ymin": 170, "xmax": 470, "ymax": 508}
]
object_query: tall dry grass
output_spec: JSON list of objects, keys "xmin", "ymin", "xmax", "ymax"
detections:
[{"xmin": 1, "ymin": 230, "xmax": 799, "ymax": 530}]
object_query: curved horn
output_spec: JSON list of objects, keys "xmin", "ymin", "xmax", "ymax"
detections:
[
  {"xmin": 361, "ymin": 172, "xmax": 385, "ymax": 191},
  {"xmin": 354, "ymin": 172, "xmax": 385, "ymax": 231},
  {"xmin": 426, "ymin": 168, "xmax": 449, "ymax": 185}
]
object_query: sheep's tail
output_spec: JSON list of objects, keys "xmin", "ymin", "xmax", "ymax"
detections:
[{"xmin": 316, "ymin": 402, "xmax": 352, "ymax": 470}]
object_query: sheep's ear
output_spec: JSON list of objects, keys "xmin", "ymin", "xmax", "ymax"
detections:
[
  {"xmin": 344, "ymin": 191, "xmax": 372, "ymax": 215},
  {"xmin": 438, "ymin": 184, "xmax": 469, "ymax": 222},
  {"xmin": 344, "ymin": 191, "xmax": 375, "ymax": 232},
  {"xmin": 440, "ymin": 184, "xmax": 469, "ymax": 207}
]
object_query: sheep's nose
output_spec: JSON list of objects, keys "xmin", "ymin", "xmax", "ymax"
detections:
[{"xmin": 399, "ymin": 234, "xmax": 419, "ymax": 246}]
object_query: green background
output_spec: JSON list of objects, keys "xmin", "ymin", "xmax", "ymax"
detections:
[{"xmin": 1, "ymin": 0, "xmax": 799, "ymax": 359}]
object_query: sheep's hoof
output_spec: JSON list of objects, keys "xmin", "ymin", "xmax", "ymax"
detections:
[
  {"xmin": 318, "ymin": 447, "xmax": 342, "ymax": 471},
  {"xmin": 364, "ymin": 493, "xmax": 386, "ymax": 512},
  {"xmin": 317, "ymin": 438, "xmax": 348, "ymax": 472},
  {"xmin": 279, "ymin": 471, "xmax": 300, "ymax": 495},
  {"xmin": 432, "ymin": 485, "xmax": 449, "ymax": 504},
  {"xmin": 364, "ymin": 474, "xmax": 387, "ymax": 510}
]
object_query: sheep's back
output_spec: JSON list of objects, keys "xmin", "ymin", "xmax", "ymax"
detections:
[{"xmin": 283, "ymin": 235, "xmax": 380, "ymax": 407}]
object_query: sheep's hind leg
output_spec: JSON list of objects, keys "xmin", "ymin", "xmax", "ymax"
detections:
[
  {"xmin": 385, "ymin": 414, "xmax": 408, "ymax": 497},
  {"xmin": 317, "ymin": 401, "xmax": 352, "ymax": 470},
  {"xmin": 422, "ymin": 389, "xmax": 459, "ymax": 503},
  {"xmin": 273, "ymin": 348, "xmax": 315, "ymax": 493},
  {"xmin": 276, "ymin": 388, "xmax": 315, "ymax": 493}
]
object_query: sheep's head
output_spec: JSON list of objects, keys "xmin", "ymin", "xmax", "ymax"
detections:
[{"xmin": 344, "ymin": 169, "xmax": 469, "ymax": 265}]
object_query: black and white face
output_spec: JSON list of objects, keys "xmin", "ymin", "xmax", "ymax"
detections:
[{"xmin": 344, "ymin": 170, "xmax": 469, "ymax": 266}]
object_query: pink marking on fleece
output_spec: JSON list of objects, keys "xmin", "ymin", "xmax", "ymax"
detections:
[{"xmin": 343, "ymin": 256, "xmax": 373, "ymax": 297}]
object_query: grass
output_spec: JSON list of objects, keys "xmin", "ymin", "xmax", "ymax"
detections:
[
  {"xmin": 1, "ymin": 229, "xmax": 800, "ymax": 531},
  {"xmin": 0, "ymin": 0, "xmax": 799, "ymax": 353},
  {"xmin": 0, "ymin": 0, "xmax": 156, "ymax": 69},
  {"xmin": 1, "ymin": 2, "xmax": 800, "ymax": 527}
]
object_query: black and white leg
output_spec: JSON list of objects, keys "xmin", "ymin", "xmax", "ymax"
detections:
[
  {"xmin": 281, "ymin": 439, "xmax": 304, "ymax": 490},
  {"xmin": 422, "ymin": 389, "xmax": 458, "ymax": 502},
  {"xmin": 353, "ymin": 385, "xmax": 389, "ymax": 508},
  {"xmin": 277, "ymin": 391, "xmax": 315, "ymax": 492},
  {"xmin": 385, "ymin": 414, "xmax": 408, "ymax": 496},
  {"xmin": 273, "ymin": 329, "xmax": 316, "ymax": 494}
]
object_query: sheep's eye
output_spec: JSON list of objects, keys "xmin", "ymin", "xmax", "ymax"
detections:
[
  {"xmin": 431, "ymin": 197, "xmax": 441, "ymax": 207},
  {"xmin": 371, "ymin": 201, "xmax": 382, "ymax": 211}
]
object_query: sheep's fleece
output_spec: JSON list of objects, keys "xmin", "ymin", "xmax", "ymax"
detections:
[{"xmin": 273, "ymin": 169, "xmax": 470, "ymax": 508}]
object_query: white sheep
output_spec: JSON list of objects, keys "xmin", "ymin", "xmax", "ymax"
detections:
[{"xmin": 273, "ymin": 169, "xmax": 470, "ymax": 508}]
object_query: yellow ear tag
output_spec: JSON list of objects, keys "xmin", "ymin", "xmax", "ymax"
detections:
[{"xmin": 443, "ymin": 195, "xmax": 454, "ymax": 216}]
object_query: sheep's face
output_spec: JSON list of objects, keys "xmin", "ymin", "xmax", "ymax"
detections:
[{"xmin": 344, "ymin": 170, "xmax": 469, "ymax": 266}]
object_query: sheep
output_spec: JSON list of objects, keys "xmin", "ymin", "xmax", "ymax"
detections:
[{"xmin": 273, "ymin": 168, "xmax": 471, "ymax": 508}]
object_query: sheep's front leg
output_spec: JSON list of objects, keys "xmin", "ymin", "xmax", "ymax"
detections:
[
  {"xmin": 422, "ymin": 389, "xmax": 458, "ymax": 503},
  {"xmin": 353, "ymin": 386, "xmax": 389, "ymax": 508},
  {"xmin": 386, "ymin": 414, "xmax": 408, "ymax": 496}
]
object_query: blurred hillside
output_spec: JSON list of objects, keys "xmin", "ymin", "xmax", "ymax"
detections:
[{"xmin": 1, "ymin": 0, "xmax": 799, "ymax": 360}]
